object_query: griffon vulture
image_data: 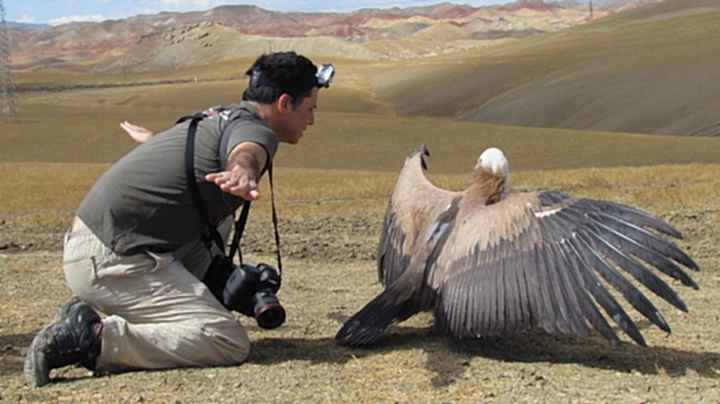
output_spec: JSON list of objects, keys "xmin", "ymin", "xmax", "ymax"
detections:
[{"xmin": 336, "ymin": 145, "xmax": 699, "ymax": 347}]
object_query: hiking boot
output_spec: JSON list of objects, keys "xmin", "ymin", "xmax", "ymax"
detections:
[
  {"xmin": 53, "ymin": 296, "xmax": 83, "ymax": 323},
  {"xmin": 24, "ymin": 301, "xmax": 103, "ymax": 388}
]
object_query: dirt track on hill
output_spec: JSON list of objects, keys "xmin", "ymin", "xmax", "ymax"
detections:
[{"xmin": 1, "ymin": 210, "xmax": 719, "ymax": 402}]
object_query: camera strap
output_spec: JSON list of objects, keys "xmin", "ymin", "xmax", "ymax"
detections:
[
  {"xmin": 268, "ymin": 164, "xmax": 283, "ymax": 273},
  {"xmin": 228, "ymin": 201, "xmax": 250, "ymax": 264},
  {"xmin": 183, "ymin": 111, "xmax": 282, "ymax": 274},
  {"xmin": 227, "ymin": 164, "xmax": 281, "ymax": 274}
]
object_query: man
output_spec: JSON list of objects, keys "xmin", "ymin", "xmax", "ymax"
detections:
[{"xmin": 25, "ymin": 52, "xmax": 333, "ymax": 387}]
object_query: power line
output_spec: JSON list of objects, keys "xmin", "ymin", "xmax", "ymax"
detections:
[{"xmin": 0, "ymin": 0, "xmax": 18, "ymax": 119}]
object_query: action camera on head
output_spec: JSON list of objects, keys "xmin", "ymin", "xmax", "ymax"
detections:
[{"xmin": 316, "ymin": 64, "xmax": 335, "ymax": 88}]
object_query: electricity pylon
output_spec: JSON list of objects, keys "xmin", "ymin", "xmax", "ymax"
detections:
[{"xmin": 0, "ymin": 0, "xmax": 18, "ymax": 119}]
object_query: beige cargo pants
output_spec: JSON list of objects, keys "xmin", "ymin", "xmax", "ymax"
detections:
[{"xmin": 62, "ymin": 217, "xmax": 250, "ymax": 372}]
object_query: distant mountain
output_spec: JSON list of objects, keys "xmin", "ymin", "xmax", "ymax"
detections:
[
  {"xmin": 7, "ymin": 0, "xmax": 666, "ymax": 72},
  {"xmin": 551, "ymin": 0, "xmax": 664, "ymax": 7},
  {"xmin": 8, "ymin": 1, "xmax": 614, "ymax": 72},
  {"xmin": 6, "ymin": 21, "xmax": 49, "ymax": 30},
  {"xmin": 595, "ymin": 0, "xmax": 665, "ymax": 10}
]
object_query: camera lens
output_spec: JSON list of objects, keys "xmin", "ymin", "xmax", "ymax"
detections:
[{"xmin": 253, "ymin": 292, "xmax": 286, "ymax": 329}]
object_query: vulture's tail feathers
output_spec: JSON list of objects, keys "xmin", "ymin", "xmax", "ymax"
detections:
[{"xmin": 336, "ymin": 285, "xmax": 416, "ymax": 347}]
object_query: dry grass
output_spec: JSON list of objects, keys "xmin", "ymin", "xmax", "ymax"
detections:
[
  {"xmin": 13, "ymin": 58, "xmax": 255, "ymax": 87},
  {"xmin": 1, "ymin": 161, "xmax": 719, "ymax": 402},
  {"xmin": 2, "ymin": 84, "xmax": 719, "ymax": 169},
  {"xmin": 2, "ymin": 161, "xmax": 719, "ymax": 226}
]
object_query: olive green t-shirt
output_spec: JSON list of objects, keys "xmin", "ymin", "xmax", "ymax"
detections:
[{"xmin": 77, "ymin": 102, "xmax": 278, "ymax": 255}]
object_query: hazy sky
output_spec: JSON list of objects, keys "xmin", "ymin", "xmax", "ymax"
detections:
[{"xmin": 6, "ymin": 0, "xmax": 515, "ymax": 26}]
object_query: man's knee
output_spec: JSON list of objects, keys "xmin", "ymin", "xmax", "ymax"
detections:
[{"xmin": 201, "ymin": 320, "xmax": 251, "ymax": 365}]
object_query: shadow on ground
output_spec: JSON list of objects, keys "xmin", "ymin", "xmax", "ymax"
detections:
[
  {"xmin": 4, "ymin": 326, "xmax": 719, "ymax": 389},
  {"xmin": 250, "ymin": 325, "xmax": 720, "ymax": 389}
]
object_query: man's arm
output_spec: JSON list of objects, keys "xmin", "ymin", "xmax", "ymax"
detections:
[{"xmin": 205, "ymin": 142, "xmax": 268, "ymax": 201}]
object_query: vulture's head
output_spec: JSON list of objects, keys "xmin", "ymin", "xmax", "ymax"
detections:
[{"xmin": 472, "ymin": 147, "xmax": 510, "ymax": 204}]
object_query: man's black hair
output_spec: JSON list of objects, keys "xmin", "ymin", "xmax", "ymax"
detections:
[{"xmin": 242, "ymin": 52, "xmax": 318, "ymax": 108}]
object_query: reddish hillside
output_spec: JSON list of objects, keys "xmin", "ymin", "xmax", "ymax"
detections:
[{"xmin": 9, "ymin": 1, "xmax": 614, "ymax": 71}]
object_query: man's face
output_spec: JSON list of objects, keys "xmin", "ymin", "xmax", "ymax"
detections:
[{"xmin": 277, "ymin": 88, "xmax": 318, "ymax": 144}]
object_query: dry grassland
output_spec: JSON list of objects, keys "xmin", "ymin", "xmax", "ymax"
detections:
[
  {"xmin": 2, "ymin": 161, "xmax": 720, "ymax": 402},
  {"xmin": 2, "ymin": 79, "xmax": 720, "ymax": 169},
  {"xmin": 2, "ymin": 49, "xmax": 720, "ymax": 402},
  {"xmin": 13, "ymin": 58, "xmax": 255, "ymax": 88},
  {"xmin": 2, "ymin": 161, "xmax": 719, "ymax": 221}
]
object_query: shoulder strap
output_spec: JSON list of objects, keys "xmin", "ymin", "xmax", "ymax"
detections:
[
  {"xmin": 184, "ymin": 109, "xmax": 282, "ymax": 273},
  {"xmin": 218, "ymin": 105, "xmax": 256, "ymax": 169},
  {"xmin": 184, "ymin": 113, "xmax": 227, "ymax": 253}
]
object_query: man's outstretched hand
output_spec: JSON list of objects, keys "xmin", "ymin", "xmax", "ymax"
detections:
[
  {"xmin": 208, "ymin": 141, "xmax": 268, "ymax": 201},
  {"xmin": 205, "ymin": 166, "xmax": 261, "ymax": 201}
]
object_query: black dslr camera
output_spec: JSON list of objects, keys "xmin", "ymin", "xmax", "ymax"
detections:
[{"xmin": 222, "ymin": 263, "xmax": 286, "ymax": 329}]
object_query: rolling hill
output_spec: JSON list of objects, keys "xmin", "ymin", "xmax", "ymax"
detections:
[{"xmin": 370, "ymin": 0, "xmax": 720, "ymax": 135}]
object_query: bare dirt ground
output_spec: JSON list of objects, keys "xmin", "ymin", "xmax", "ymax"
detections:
[{"xmin": 1, "ymin": 207, "xmax": 719, "ymax": 402}]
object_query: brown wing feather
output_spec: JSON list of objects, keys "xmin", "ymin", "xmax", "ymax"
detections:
[
  {"xmin": 429, "ymin": 190, "xmax": 699, "ymax": 346},
  {"xmin": 378, "ymin": 145, "xmax": 459, "ymax": 287},
  {"xmin": 337, "ymin": 146, "xmax": 460, "ymax": 347}
]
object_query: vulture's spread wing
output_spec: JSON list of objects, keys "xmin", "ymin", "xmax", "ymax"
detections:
[
  {"xmin": 336, "ymin": 146, "xmax": 460, "ymax": 347},
  {"xmin": 429, "ymin": 190, "xmax": 699, "ymax": 346},
  {"xmin": 337, "ymin": 196, "xmax": 462, "ymax": 347},
  {"xmin": 378, "ymin": 145, "xmax": 459, "ymax": 287}
]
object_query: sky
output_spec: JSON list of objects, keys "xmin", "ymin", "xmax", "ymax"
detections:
[{"xmin": 6, "ymin": 0, "xmax": 518, "ymax": 26}]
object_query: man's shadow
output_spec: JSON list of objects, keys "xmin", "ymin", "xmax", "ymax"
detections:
[{"xmin": 249, "ymin": 323, "xmax": 720, "ymax": 389}]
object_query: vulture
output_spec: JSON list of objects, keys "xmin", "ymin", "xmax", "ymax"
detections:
[{"xmin": 336, "ymin": 145, "xmax": 699, "ymax": 348}]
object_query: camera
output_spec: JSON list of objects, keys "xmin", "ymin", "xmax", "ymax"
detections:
[
  {"xmin": 223, "ymin": 263, "xmax": 286, "ymax": 329},
  {"xmin": 316, "ymin": 64, "xmax": 335, "ymax": 88}
]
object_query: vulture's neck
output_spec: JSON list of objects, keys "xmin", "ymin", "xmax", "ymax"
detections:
[{"xmin": 467, "ymin": 170, "xmax": 506, "ymax": 205}]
